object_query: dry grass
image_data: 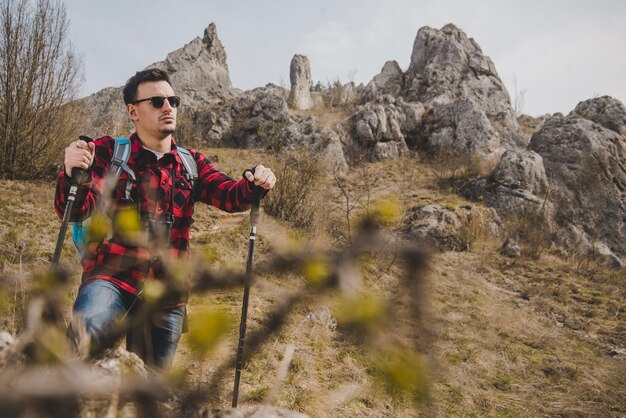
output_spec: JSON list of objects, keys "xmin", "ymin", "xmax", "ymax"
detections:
[{"xmin": 0, "ymin": 150, "xmax": 624, "ymax": 417}]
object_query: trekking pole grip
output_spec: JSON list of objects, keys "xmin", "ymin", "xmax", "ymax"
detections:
[
  {"xmin": 51, "ymin": 135, "xmax": 93, "ymax": 265},
  {"xmin": 70, "ymin": 135, "xmax": 93, "ymax": 185}
]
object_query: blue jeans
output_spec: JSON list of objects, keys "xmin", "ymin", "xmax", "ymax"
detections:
[{"xmin": 72, "ymin": 279, "xmax": 185, "ymax": 368}]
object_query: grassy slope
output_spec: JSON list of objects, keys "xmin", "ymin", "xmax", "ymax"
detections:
[{"xmin": 0, "ymin": 148, "xmax": 624, "ymax": 417}]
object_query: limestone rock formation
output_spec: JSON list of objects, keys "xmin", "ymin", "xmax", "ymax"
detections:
[
  {"xmin": 207, "ymin": 84, "xmax": 349, "ymax": 173},
  {"xmin": 500, "ymin": 238, "xmax": 521, "ymax": 258},
  {"xmin": 147, "ymin": 23, "xmax": 232, "ymax": 107},
  {"xmin": 529, "ymin": 111, "xmax": 626, "ymax": 267},
  {"xmin": 463, "ymin": 96, "xmax": 626, "ymax": 267},
  {"xmin": 288, "ymin": 54, "xmax": 314, "ymax": 110},
  {"xmin": 350, "ymin": 96, "xmax": 424, "ymax": 161},
  {"xmin": 359, "ymin": 61, "xmax": 404, "ymax": 103},
  {"xmin": 404, "ymin": 24, "xmax": 527, "ymax": 160},
  {"xmin": 78, "ymin": 23, "xmax": 233, "ymax": 137}
]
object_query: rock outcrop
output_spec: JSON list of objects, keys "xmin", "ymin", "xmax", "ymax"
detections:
[
  {"xmin": 529, "ymin": 108, "xmax": 626, "ymax": 267},
  {"xmin": 350, "ymin": 96, "xmax": 424, "ymax": 160},
  {"xmin": 288, "ymin": 54, "xmax": 314, "ymax": 110},
  {"xmin": 78, "ymin": 23, "xmax": 233, "ymax": 137},
  {"xmin": 404, "ymin": 24, "xmax": 527, "ymax": 160},
  {"xmin": 206, "ymin": 84, "xmax": 349, "ymax": 173},
  {"xmin": 359, "ymin": 61, "xmax": 404, "ymax": 104},
  {"xmin": 147, "ymin": 23, "xmax": 232, "ymax": 107},
  {"xmin": 463, "ymin": 96, "xmax": 626, "ymax": 267}
]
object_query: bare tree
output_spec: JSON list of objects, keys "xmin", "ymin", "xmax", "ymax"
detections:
[{"xmin": 0, "ymin": 0, "xmax": 83, "ymax": 179}]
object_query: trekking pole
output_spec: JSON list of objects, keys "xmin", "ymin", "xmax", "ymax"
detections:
[
  {"xmin": 232, "ymin": 186, "xmax": 262, "ymax": 407},
  {"xmin": 51, "ymin": 136, "xmax": 92, "ymax": 266}
]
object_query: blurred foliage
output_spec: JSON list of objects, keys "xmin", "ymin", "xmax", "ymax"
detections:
[
  {"xmin": 335, "ymin": 293, "xmax": 389, "ymax": 336},
  {"xmin": 187, "ymin": 308, "xmax": 233, "ymax": 357},
  {"xmin": 377, "ymin": 347, "xmax": 430, "ymax": 402},
  {"xmin": 301, "ymin": 256, "xmax": 331, "ymax": 289}
]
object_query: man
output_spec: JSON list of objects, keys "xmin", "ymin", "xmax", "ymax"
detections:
[{"xmin": 54, "ymin": 69, "xmax": 275, "ymax": 368}]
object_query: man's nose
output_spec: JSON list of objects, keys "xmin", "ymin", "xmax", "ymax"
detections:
[{"xmin": 162, "ymin": 98, "xmax": 173, "ymax": 111}]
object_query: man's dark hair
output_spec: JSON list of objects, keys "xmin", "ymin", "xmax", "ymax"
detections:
[{"xmin": 123, "ymin": 69, "xmax": 172, "ymax": 105}]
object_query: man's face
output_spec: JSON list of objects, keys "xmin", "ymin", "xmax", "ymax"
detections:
[{"xmin": 128, "ymin": 80, "xmax": 177, "ymax": 138}]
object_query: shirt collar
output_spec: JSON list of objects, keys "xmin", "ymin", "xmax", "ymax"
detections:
[{"xmin": 130, "ymin": 132, "xmax": 185, "ymax": 166}]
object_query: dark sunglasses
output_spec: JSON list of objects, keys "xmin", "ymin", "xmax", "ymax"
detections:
[{"xmin": 131, "ymin": 95, "xmax": 181, "ymax": 108}]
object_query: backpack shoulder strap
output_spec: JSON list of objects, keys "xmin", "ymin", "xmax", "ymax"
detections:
[
  {"xmin": 72, "ymin": 137, "xmax": 134, "ymax": 255},
  {"xmin": 111, "ymin": 137, "xmax": 135, "ymax": 201},
  {"xmin": 177, "ymin": 147, "xmax": 199, "ymax": 188}
]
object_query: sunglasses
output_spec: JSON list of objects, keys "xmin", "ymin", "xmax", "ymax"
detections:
[{"xmin": 131, "ymin": 96, "xmax": 181, "ymax": 108}]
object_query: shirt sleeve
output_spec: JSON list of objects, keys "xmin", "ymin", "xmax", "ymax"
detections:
[
  {"xmin": 191, "ymin": 149, "xmax": 267, "ymax": 212},
  {"xmin": 54, "ymin": 137, "xmax": 114, "ymax": 221}
]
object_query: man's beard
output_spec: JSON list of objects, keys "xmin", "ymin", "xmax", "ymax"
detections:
[{"xmin": 160, "ymin": 124, "xmax": 176, "ymax": 135}]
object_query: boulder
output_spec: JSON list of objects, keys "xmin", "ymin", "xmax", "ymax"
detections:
[
  {"xmin": 404, "ymin": 204, "xmax": 500, "ymax": 252},
  {"xmin": 337, "ymin": 82, "xmax": 358, "ymax": 107},
  {"xmin": 288, "ymin": 54, "xmax": 314, "ymax": 110},
  {"xmin": 465, "ymin": 97, "xmax": 626, "ymax": 267},
  {"xmin": 569, "ymin": 95, "xmax": 626, "ymax": 136},
  {"xmin": 500, "ymin": 238, "xmax": 521, "ymax": 258}
]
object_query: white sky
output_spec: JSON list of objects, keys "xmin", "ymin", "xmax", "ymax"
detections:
[{"xmin": 64, "ymin": 0, "xmax": 626, "ymax": 116}]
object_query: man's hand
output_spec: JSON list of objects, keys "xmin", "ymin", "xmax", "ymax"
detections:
[
  {"xmin": 65, "ymin": 139, "xmax": 95, "ymax": 177},
  {"xmin": 245, "ymin": 164, "xmax": 276, "ymax": 190}
]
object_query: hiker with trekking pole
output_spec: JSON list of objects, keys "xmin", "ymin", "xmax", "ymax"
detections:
[{"xmin": 53, "ymin": 68, "xmax": 276, "ymax": 369}]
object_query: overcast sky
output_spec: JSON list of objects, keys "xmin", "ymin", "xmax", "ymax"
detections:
[{"xmin": 64, "ymin": 0, "xmax": 625, "ymax": 116}]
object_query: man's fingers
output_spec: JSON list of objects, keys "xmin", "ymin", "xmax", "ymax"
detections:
[
  {"xmin": 256, "ymin": 168, "xmax": 276, "ymax": 189},
  {"xmin": 256, "ymin": 170, "xmax": 271, "ymax": 185},
  {"xmin": 65, "ymin": 140, "xmax": 95, "ymax": 176},
  {"xmin": 245, "ymin": 165, "xmax": 275, "ymax": 190}
]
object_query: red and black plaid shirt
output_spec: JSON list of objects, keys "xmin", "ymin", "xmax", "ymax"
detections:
[{"xmin": 54, "ymin": 133, "xmax": 259, "ymax": 305}]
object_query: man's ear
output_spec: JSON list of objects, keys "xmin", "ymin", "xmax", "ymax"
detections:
[{"xmin": 127, "ymin": 103, "xmax": 138, "ymax": 121}]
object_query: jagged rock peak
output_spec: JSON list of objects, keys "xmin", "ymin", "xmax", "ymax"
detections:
[
  {"xmin": 145, "ymin": 22, "xmax": 232, "ymax": 106},
  {"xmin": 202, "ymin": 22, "xmax": 228, "ymax": 67},
  {"xmin": 406, "ymin": 23, "xmax": 500, "ymax": 102},
  {"xmin": 404, "ymin": 23, "xmax": 527, "ymax": 159}
]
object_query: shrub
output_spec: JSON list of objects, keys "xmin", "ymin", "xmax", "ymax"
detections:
[
  {"xmin": 427, "ymin": 149, "xmax": 490, "ymax": 192},
  {"xmin": 263, "ymin": 150, "xmax": 322, "ymax": 229}
]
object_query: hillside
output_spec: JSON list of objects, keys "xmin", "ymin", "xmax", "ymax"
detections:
[{"xmin": 0, "ymin": 148, "xmax": 624, "ymax": 417}]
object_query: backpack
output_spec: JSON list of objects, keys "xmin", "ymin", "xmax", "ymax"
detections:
[{"xmin": 71, "ymin": 137, "xmax": 198, "ymax": 254}]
